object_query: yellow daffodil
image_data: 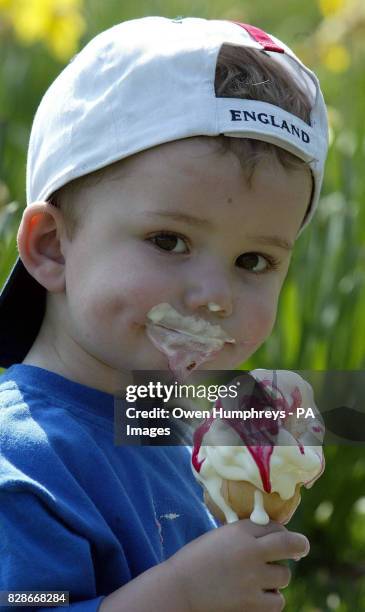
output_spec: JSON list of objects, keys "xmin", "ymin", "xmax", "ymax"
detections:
[
  {"xmin": 0, "ymin": 0, "xmax": 85, "ymax": 60},
  {"xmin": 319, "ymin": 0, "xmax": 346, "ymax": 16},
  {"xmin": 321, "ymin": 43, "xmax": 351, "ymax": 72}
]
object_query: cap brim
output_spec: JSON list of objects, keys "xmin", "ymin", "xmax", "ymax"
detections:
[{"xmin": 0, "ymin": 258, "xmax": 46, "ymax": 368}]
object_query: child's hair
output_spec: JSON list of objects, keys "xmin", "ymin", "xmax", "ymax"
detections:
[{"xmin": 49, "ymin": 45, "xmax": 313, "ymax": 239}]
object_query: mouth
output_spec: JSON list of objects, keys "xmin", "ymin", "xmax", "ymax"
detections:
[
  {"xmin": 146, "ymin": 302, "xmax": 236, "ymax": 343},
  {"xmin": 150, "ymin": 322, "xmax": 236, "ymax": 344},
  {"xmin": 144, "ymin": 302, "xmax": 238, "ymax": 380}
]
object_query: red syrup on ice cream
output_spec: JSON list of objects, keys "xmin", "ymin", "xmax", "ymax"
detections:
[
  {"xmin": 192, "ymin": 413, "xmax": 215, "ymax": 473},
  {"xmin": 192, "ymin": 374, "xmax": 304, "ymax": 493}
]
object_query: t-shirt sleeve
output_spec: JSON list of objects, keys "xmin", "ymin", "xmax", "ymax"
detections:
[{"xmin": 0, "ymin": 490, "xmax": 105, "ymax": 612}]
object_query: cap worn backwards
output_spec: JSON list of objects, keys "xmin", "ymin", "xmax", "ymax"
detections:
[
  {"xmin": 27, "ymin": 17, "xmax": 328, "ymax": 225},
  {"xmin": 0, "ymin": 16, "xmax": 329, "ymax": 369}
]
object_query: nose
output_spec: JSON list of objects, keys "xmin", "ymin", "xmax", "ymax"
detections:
[{"xmin": 183, "ymin": 258, "xmax": 233, "ymax": 318}]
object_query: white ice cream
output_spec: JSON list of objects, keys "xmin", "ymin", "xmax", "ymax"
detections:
[
  {"xmin": 146, "ymin": 303, "xmax": 235, "ymax": 381},
  {"xmin": 192, "ymin": 370, "xmax": 325, "ymax": 524}
]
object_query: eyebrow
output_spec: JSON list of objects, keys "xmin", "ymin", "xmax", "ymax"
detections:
[
  {"xmin": 246, "ymin": 234, "xmax": 294, "ymax": 252},
  {"xmin": 144, "ymin": 211, "xmax": 213, "ymax": 229},
  {"xmin": 143, "ymin": 211, "xmax": 294, "ymax": 252}
]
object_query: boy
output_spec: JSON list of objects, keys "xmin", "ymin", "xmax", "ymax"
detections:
[{"xmin": 0, "ymin": 16, "xmax": 328, "ymax": 612}]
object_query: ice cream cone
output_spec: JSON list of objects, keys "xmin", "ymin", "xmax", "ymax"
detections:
[
  {"xmin": 204, "ymin": 480, "xmax": 302, "ymax": 525},
  {"xmin": 192, "ymin": 370, "xmax": 325, "ymax": 526}
]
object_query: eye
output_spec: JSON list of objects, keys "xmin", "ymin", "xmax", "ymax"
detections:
[
  {"xmin": 236, "ymin": 252, "xmax": 279, "ymax": 274},
  {"xmin": 148, "ymin": 232, "xmax": 189, "ymax": 254}
]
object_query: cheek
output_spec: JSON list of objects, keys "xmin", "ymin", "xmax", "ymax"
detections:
[
  {"xmin": 65, "ymin": 249, "xmax": 178, "ymax": 329},
  {"xmin": 215, "ymin": 289, "xmax": 279, "ymax": 370},
  {"xmin": 238, "ymin": 282, "xmax": 281, "ymax": 345}
]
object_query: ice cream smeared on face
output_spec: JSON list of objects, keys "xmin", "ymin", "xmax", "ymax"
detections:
[
  {"xmin": 145, "ymin": 303, "xmax": 235, "ymax": 381},
  {"xmin": 191, "ymin": 370, "xmax": 325, "ymax": 525}
]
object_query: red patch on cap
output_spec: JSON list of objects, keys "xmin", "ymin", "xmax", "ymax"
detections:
[{"xmin": 232, "ymin": 22, "xmax": 285, "ymax": 53}]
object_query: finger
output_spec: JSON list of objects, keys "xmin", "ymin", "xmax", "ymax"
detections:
[
  {"xmin": 258, "ymin": 531, "xmax": 310, "ymax": 562},
  {"xmin": 259, "ymin": 590, "xmax": 286, "ymax": 611},
  {"xmin": 262, "ymin": 563, "xmax": 291, "ymax": 590},
  {"xmin": 236, "ymin": 519, "xmax": 287, "ymax": 538}
]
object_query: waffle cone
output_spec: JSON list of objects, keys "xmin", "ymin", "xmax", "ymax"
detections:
[{"xmin": 204, "ymin": 479, "xmax": 302, "ymax": 525}]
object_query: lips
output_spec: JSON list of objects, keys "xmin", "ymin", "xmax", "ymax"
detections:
[{"xmin": 145, "ymin": 303, "xmax": 235, "ymax": 380}]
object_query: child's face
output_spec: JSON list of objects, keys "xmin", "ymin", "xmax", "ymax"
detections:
[{"xmin": 52, "ymin": 137, "xmax": 312, "ymax": 388}]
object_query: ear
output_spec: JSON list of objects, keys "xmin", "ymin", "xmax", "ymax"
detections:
[{"xmin": 17, "ymin": 202, "xmax": 68, "ymax": 293}]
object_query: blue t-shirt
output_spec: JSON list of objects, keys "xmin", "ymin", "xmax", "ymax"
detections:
[{"xmin": 0, "ymin": 365, "xmax": 217, "ymax": 611}]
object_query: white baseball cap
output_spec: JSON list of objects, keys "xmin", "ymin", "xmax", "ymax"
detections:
[{"xmin": 0, "ymin": 16, "xmax": 329, "ymax": 368}]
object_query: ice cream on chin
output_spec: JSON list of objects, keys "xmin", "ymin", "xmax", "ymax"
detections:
[
  {"xmin": 191, "ymin": 370, "xmax": 325, "ymax": 525},
  {"xmin": 145, "ymin": 303, "xmax": 236, "ymax": 381}
]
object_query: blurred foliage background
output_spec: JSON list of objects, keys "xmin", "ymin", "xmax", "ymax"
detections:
[{"xmin": 0, "ymin": 0, "xmax": 364, "ymax": 610}]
